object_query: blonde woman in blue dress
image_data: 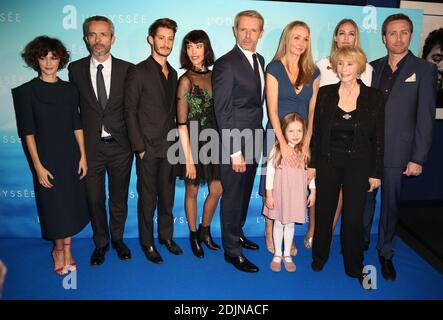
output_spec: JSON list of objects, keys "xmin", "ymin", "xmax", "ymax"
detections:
[{"xmin": 260, "ymin": 21, "xmax": 320, "ymax": 254}]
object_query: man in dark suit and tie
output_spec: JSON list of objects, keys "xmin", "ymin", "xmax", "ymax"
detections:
[
  {"xmin": 68, "ymin": 16, "xmax": 134, "ymax": 265},
  {"xmin": 124, "ymin": 18, "xmax": 182, "ymax": 264},
  {"xmin": 213, "ymin": 10, "xmax": 265, "ymax": 273},
  {"xmin": 364, "ymin": 13, "xmax": 437, "ymax": 281}
]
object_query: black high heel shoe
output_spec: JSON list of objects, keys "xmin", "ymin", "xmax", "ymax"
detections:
[
  {"xmin": 190, "ymin": 231, "xmax": 204, "ymax": 258},
  {"xmin": 198, "ymin": 224, "xmax": 221, "ymax": 250}
]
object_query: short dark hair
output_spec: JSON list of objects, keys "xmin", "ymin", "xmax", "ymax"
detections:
[
  {"xmin": 148, "ymin": 18, "xmax": 177, "ymax": 39},
  {"xmin": 422, "ymin": 28, "xmax": 443, "ymax": 59},
  {"xmin": 180, "ymin": 30, "xmax": 215, "ymax": 69},
  {"xmin": 21, "ymin": 36, "xmax": 70, "ymax": 73},
  {"xmin": 83, "ymin": 15, "xmax": 115, "ymax": 37},
  {"xmin": 382, "ymin": 13, "xmax": 413, "ymax": 37}
]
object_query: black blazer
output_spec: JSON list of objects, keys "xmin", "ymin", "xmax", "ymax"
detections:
[
  {"xmin": 124, "ymin": 56, "xmax": 178, "ymax": 159},
  {"xmin": 371, "ymin": 53, "xmax": 437, "ymax": 167},
  {"xmin": 309, "ymin": 80, "xmax": 385, "ymax": 179},
  {"xmin": 212, "ymin": 45, "xmax": 265, "ymax": 160},
  {"xmin": 68, "ymin": 56, "xmax": 133, "ymax": 159}
]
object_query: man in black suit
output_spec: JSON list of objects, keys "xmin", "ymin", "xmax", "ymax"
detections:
[
  {"xmin": 213, "ymin": 10, "xmax": 265, "ymax": 273},
  {"xmin": 364, "ymin": 14, "xmax": 437, "ymax": 281},
  {"xmin": 68, "ymin": 16, "xmax": 133, "ymax": 265},
  {"xmin": 124, "ymin": 18, "xmax": 182, "ymax": 264}
]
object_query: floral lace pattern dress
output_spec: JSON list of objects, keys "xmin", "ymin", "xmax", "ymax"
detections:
[{"xmin": 176, "ymin": 69, "xmax": 220, "ymax": 185}]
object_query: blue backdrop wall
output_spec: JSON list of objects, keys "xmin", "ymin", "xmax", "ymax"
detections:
[{"xmin": 0, "ymin": 0, "xmax": 422, "ymax": 238}]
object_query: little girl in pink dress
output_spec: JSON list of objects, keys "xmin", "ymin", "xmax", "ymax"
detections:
[{"xmin": 263, "ymin": 112, "xmax": 316, "ymax": 272}]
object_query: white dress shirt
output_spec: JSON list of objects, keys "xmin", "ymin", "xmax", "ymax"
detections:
[{"xmin": 90, "ymin": 55, "xmax": 112, "ymax": 137}]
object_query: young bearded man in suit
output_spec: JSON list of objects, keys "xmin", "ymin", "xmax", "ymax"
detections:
[
  {"xmin": 213, "ymin": 10, "xmax": 265, "ymax": 273},
  {"xmin": 364, "ymin": 13, "xmax": 437, "ymax": 281},
  {"xmin": 124, "ymin": 18, "xmax": 182, "ymax": 264},
  {"xmin": 68, "ymin": 16, "xmax": 133, "ymax": 266}
]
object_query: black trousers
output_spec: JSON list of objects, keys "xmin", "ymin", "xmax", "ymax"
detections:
[
  {"xmin": 86, "ymin": 141, "xmax": 133, "ymax": 248},
  {"xmin": 313, "ymin": 153, "xmax": 370, "ymax": 277},
  {"xmin": 219, "ymin": 162, "xmax": 258, "ymax": 257},
  {"xmin": 136, "ymin": 156, "xmax": 175, "ymax": 247}
]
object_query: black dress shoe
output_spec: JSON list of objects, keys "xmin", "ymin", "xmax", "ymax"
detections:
[
  {"xmin": 239, "ymin": 236, "xmax": 259, "ymax": 250},
  {"xmin": 143, "ymin": 245, "xmax": 163, "ymax": 264},
  {"xmin": 198, "ymin": 224, "xmax": 221, "ymax": 250},
  {"xmin": 90, "ymin": 244, "xmax": 109, "ymax": 266},
  {"xmin": 224, "ymin": 253, "xmax": 259, "ymax": 273},
  {"xmin": 112, "ymin": 240, "xmax": 131, "ymax": 260},
  {"xmin": 159, "ymin": 239, "xmax": 183, "ymax": 256},
  {"xmin": 190, "ymin": 231, "xmax": 204, "ymax": 258},
  {"xmin": 379, "ymin": 256, "xmax": 396, "ymax": 281},
  {"xmin": 311, "ymin": 260, "xmax": 324, "ymax": 272}
]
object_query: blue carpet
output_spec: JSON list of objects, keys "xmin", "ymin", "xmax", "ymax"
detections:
[{"xmin": 0, "ymin": 235, "xmax": 442, "ymax": 300}]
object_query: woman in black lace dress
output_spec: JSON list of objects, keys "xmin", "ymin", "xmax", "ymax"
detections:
[{"xmin": 176, "ymin": 30, "xmax": 223, "ymax": 258}]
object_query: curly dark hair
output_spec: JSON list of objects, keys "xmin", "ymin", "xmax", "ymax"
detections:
[
  {"xmin": 21, "ymin": 36, "xmax": 70, "ymax": 73},
  {"xmin": 422, "ymin": 28, "xmax": 443, "ymax": 60},
  {"xmin": 180, "ymin": 30, "xmax": 215, "ymax": 69}
]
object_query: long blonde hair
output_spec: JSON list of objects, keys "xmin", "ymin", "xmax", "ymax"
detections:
[
  {"xmin": 330, "ymin": 19, "xmax": 362, "ymax": 57},
  {"xmin": 273, "ymin": 21, "xmax": 317, "ymax": 89},
  {"xmin": 271, "ymin": 112, "xmax": 308, "ymax": 167}
]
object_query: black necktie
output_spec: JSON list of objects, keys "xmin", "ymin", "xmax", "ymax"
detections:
[
  {"xmin": 252, "ymin": 53, "xmax": 261, "ymax": 98},
  {"xmin": 96, "ymin": 64, "xmax": 107, "ymax": 109}
]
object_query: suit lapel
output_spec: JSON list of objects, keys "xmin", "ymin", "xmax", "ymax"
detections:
[
  {"xmin": 147, "ymin": 57, "xmax": 167, "ymax": 106},
  {"xmin": 233, "ymin": 46, "xmax": 264, "ymax": 101},
  {"xmin": 168, "ymin": 64, "xmax": 177, "ymax": 114},
  {"xmin": 258, "ymin": 53, "xmax": 265, "ymax": 104},
  {"xmin": 389, "ymin": 53, "xmax": 415, "ymax": 99},
  {"xmin": 234, "ymin": 46, "xmax": 255, "ymax": 77},
  {"xmin": 83, "ymin": 57, "xmax": 103, "ymax": 114},
  {"xmin": 108, "ymin": 57, "xmax": 119, "ymax": 108}
]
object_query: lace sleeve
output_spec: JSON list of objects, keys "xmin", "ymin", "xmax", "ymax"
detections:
[{"xmin": 176, "ymin": 75, "xmax": 192, "ymax": 126}]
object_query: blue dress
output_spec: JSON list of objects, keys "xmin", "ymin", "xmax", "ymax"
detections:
[{"xmin": 259, "ymin": 60, "xmax": 320, "ymax": 196}]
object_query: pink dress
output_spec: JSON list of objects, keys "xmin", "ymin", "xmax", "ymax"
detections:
[{"xmin": 263, "ymin": 160, "xmax": 308, "ymax": 225}]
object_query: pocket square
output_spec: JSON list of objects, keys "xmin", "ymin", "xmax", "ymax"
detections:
[{"xmin": 405, "ymin": 73, "xmax": 416, "ymax": 82}]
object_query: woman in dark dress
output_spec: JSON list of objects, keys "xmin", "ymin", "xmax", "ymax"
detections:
[
  {"xmin": 176, "ymin": 30, "xmax": 223, "ymax": 258},
  {"xmin": 12, "ymin": 36, "xmax": 89, "ymax": 275}
]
